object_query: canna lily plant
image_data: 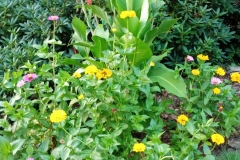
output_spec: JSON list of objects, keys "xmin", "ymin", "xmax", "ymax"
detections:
[{"xmin": 72, "ymin": 0, "xmax": 187, "ymax": 98}]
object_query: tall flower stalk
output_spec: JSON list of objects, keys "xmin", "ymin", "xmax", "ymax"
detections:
[{"xmin": 48, "ymin": 15, "xmax": 59, "ymax": 107}]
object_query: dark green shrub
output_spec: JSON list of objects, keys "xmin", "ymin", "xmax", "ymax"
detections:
[
  {"xmin": 151, "ymin": 0, "xmax": 240, "ymax": 67},
  {"xmin": 0, "ymin": 0, "xmax": 77, "ymax": 76}
]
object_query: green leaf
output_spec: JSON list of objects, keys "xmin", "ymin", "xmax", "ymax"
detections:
[
  {"xmin": 0, "ymin": 136, "xmax": 12, "ymax": 159},
  {"xmin": 140, "ymin": 0, "xmax": 149, "ymax": 23},
  {"xmin": 144, "ymin": 19, "xmax": 178, "ymax": 45},
  {"xmin": 151, "ymin": 52, "xmax": 168, "ymax": 62},
  {"xmin": 72, "ymin": 17, "xmax": 87, "ymax": 41},
  {"xmin": 194, "ymin": 134, "xmax": 206, "ymax": 140},
  {"xmin": 120, "ymin": 35, "xmax": 152, "ymax": 66},
  {"xmin": 148, "ymin": 63, "xmax": 187, "ymax": 98},
  {"xmin": 129, "ymin": 0, "xmax": 144, "ymax": 12},
  {"xmin": 133, "ymin": 123, "xmax": 144, "ymax": 132},
  {"xmin": 51, "ymin": 145, "xmax": 64, "ymax": 159},
  {"xmin": 186, "ymin": 121, "xmax": 195, "ymax": 135},
  {"xmin": 60, "ymin": 59, "xmax": 83, "ymax": 67},
  {"xmin": 71, "ymin": 54, "xmax": 85, "ymax": 60},
  {"xmin": 10, "ymin": 139, "xmax": 25, "ymax": 155},
  {"xmin": 38, "ymin": 137, "xmax": 50, "ymax": 153},
  {"xmin": 61, "ymin": 147, "xmax": 71, "ymax": 160},
  {"xmin": 114, "ymin": 17, "xmax": 141, "ymax": 38},
  {"xmin": 93, "ymin": 24, "xmax": 109, "ymax": 39},
  {"xmin": 189, "ymin": 96, "xmax": 199, "ymax": 102},
  {"xmin": 86, "ymin": 5, "xmax": 110, "ymax": 25},
  {"xmin": 26, "ymin": 145, "xmax": 33, "ymax": 155},
  {"xmin": 203, "ymin": 143, "xmax": 211, "ymax": 155},
  {"xmin": 70, "ymin": 41, "xmax": 93, "ymax": 48},
  {"xmin": 90, "ymin": 36, "xmax": 108, "ymax": 58},
  {"xmin": 79, "ymin": 128, "xmax": 90, "ymax": 134}
]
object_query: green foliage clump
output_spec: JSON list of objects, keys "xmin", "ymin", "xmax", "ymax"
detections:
[
  {"xmin": 151, "ymin": 0, "xmax": 240, "ymax": 67},
  {"xmin": 0, "ymin": 0, "xmax": 76, "ymax": 78}
]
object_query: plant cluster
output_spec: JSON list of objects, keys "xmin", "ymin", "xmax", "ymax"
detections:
[{"xmin": 1, "ymin": 0, "xmax": 240, "ymax": 160}]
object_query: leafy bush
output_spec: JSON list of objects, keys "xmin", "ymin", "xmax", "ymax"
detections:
[
  {"xmin": 151, "ymin": 0, "xmax": 239, "ymax": 67},
  {"xmin": 0, "ymin": 0, "xmax": 76, "ymax": 80}
]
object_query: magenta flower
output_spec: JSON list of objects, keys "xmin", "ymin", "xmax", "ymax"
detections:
[
  {"xmin": 211, "ymin": 77, "xmax": 222, "ymax": 85},
  {"xmin": 23, "ymin": 73, "xmax": 38, "ymax": 82},
  {"xmin": 185, "ymin": 55, "xmax": 194, "ymax": 62},
  {"xmin": 48, "ymin": 16, "xmax": 59, "ymax": 21},
  {"xmin": 27, "ymin": 158, "xmax": 34, "ymax": 160},
  {"xmin": 16, "ymin": 80, "xmax": 25, "ymax": 87}
]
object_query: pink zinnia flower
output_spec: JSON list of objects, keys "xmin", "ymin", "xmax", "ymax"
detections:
[
  {"xmin": 16, "ymin": 80, "xmax": 25, "ymax": 87},
  {"xmin": 23, "ymin": 73, "xmax": 38, "ymax": 82},
  {"xmin": 86, "ymin": 0, "xmax": 92, "ymax": 5},
  {"xmin": 48, "ymin": 16, "xmax": 59, "ymax": 21},
  {"xmin": 27, "ymin": 158, "xmax": 34, "ymax": 160},
  {"xmin": 211, "ymin": 77, "xmax": 222, "ymax": 85},
  {"xmin": 185, "ymin": 55, "xmax": 194, "ymax": 62}
]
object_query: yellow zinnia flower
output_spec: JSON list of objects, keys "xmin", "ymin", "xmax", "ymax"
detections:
[
  {"xmin": 213, "ymin": 87, "xmax": 220, "ymax": 94},
  {"xmin": 230, "ymin": 72, "xmax": 240, "ymax": 83},
  {"xmin": 177, "ymin": 114, "xmax": 189, "ymax": 125},
  {"xmin": 72, "ymin": 72, "xmax": 81, "ymax": 78},
  {"xmin": 133, "ymin": 143, "xmax": 146, "ymax": 152},
  {"xmin": 216, "ymin": 67, "xmax": 225, "ymax": 76},
  {"xmin": 78, "ymin": 94, "xmax": 84, "ymax": 100},
  {"xmin": 197, "ymin": 54, "xmax": 209, "ymax": 61},
  {"xmin": 120, "ymin": 10, "xmax": 136, "ymax": 19},
  {"xmin": 191, "ymin": 69, "xmax": 200, "ymax": 76},
  {"xmin": 50, "ymin": 109, "xmax": 67, "ymax": 123},
  {"xmin": 211, "ymin": 133, "xmax": 224, "ymax": 145},
  {"xmin": 150, "ymin": 61, "xmax": 155, "ymax": 67},
  {"xmin": 96, "ymin": 68, "xmax": 112, "ymax": 80},
  {"xmin": 85, "ymin": 65, "xmax": 98, "ymax": 75}
]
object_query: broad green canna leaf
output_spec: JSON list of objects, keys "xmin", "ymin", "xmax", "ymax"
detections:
[
  {"xmin": 120, "ymin": 34, "xmax": 152, "ymax": 66},
  {"xmin": 148, "ymin": 63, "xmax": 187, "ymax": 98},
  {"xmin": 86, "ymin": 5, "xmax": 111, "ymax": 25},
  {"xmin": 144, "ymin": 19, "xmax": 179, "ymax": 45},
  {"xmin": 90, "ymin": 36, "xmax": 108, "ymax": 58}
]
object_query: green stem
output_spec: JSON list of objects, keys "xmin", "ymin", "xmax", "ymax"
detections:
[
  {"xmin": 211, "ymin": 143, "xmax": 216, "ymax": 151},
  {"xmin": 61, "ymin": 126, "xmax": 91, "ymax": 148},
  {"xmin": 52, "ymin": 21, "xmax": 57, "ymax": 108},
  {"xmin": 160, "ymin": 156, "xmax": 174, "ymax": 160},
  {"xmin": 80, "ymin": 0, "xmax": 94, "ymax": 35}
]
